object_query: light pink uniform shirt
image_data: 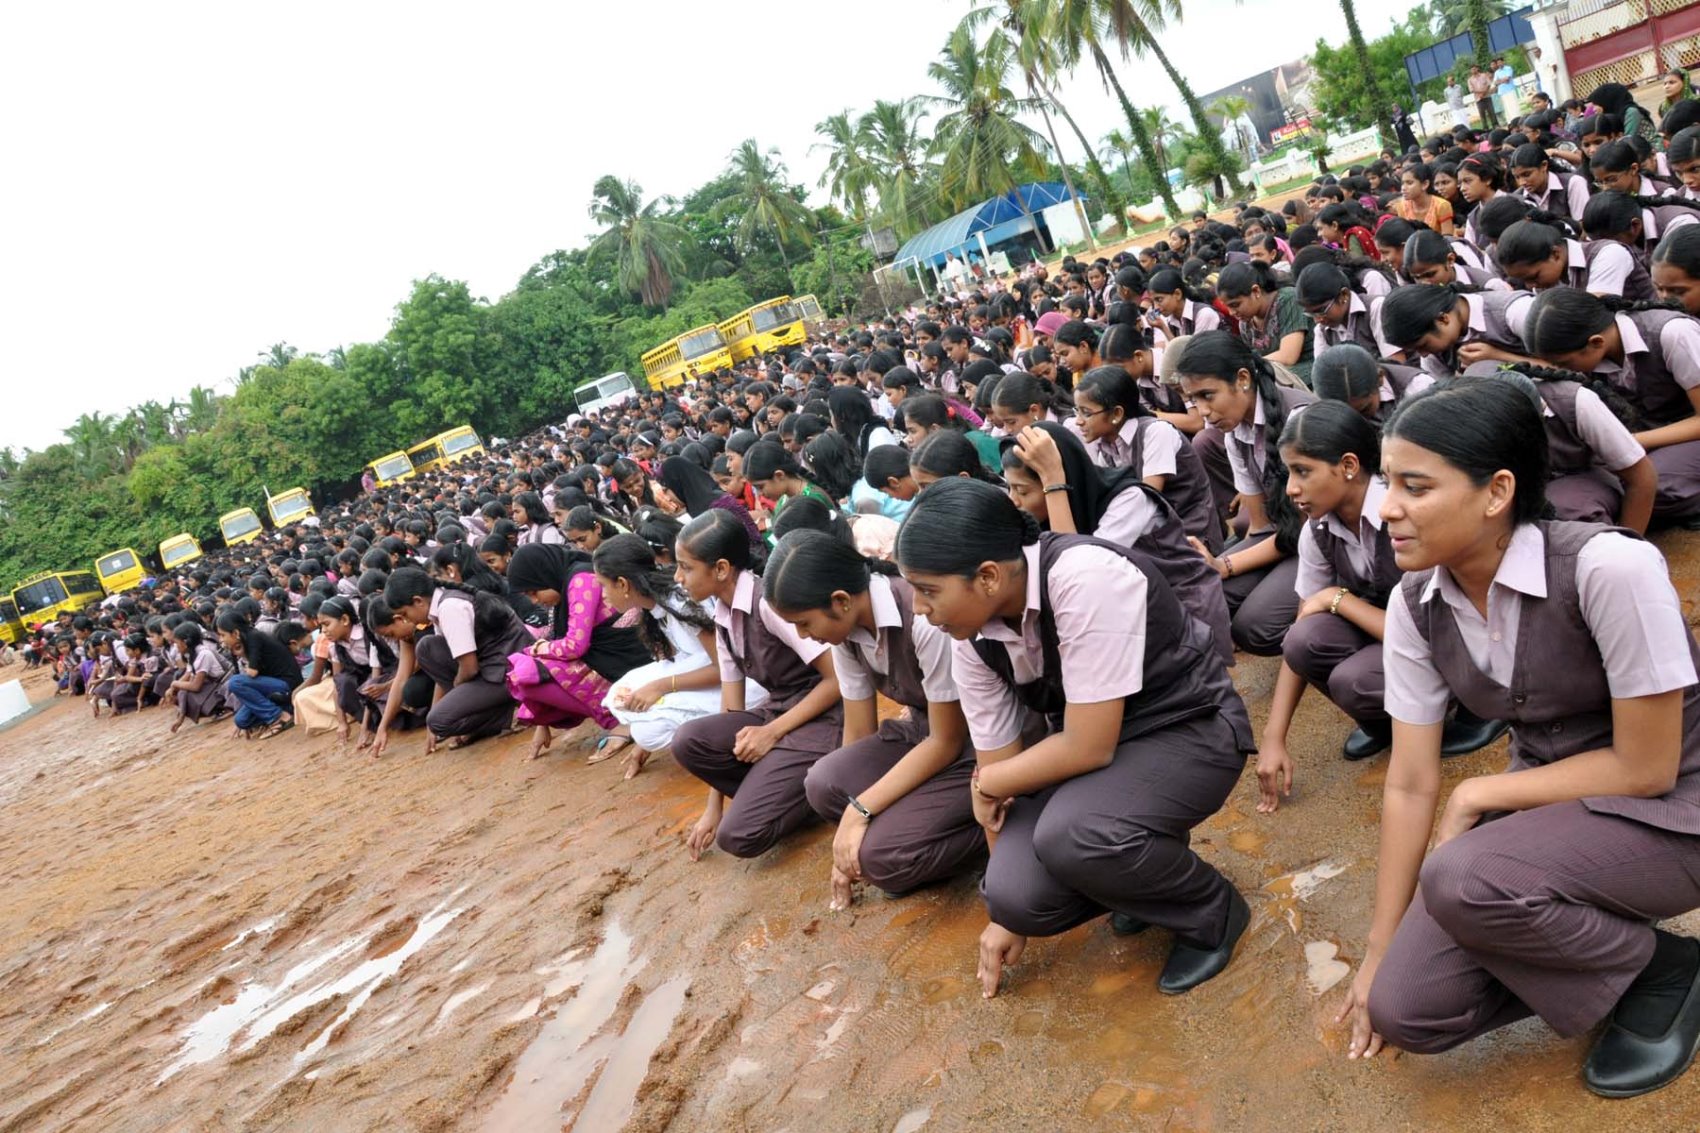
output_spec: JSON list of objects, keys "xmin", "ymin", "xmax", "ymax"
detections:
[
  {"xmin": 714, "ymin": 570, "xmax": 829, "ymax": 684},
  {"xmin": 833, "ymin": 574, "xmax": 958, "ymax": 704},
  {"xmin": 950, "ymin": 543, "xmax": 1149, "ymax": 750},
  {"xmin": 1384, "ymin": 525, "xmax": 1696, "ymax": 725}
]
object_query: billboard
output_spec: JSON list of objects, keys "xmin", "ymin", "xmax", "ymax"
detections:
[{"xmin": 1199, "ymin": 58, "xmax": 1319, "ymax": 150}]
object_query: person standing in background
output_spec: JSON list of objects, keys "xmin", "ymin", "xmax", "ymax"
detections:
[
  {"xmin": 1445, "ymin": 74, "xmax": 1468, "ymax": 130},
  {"xmin": 1469, "ymin": 65, "xmax": 1499, "ymax": 129},
  {"xmin": 1493, "ymin": 56, "xmax": 1519, "ymax": 120}
]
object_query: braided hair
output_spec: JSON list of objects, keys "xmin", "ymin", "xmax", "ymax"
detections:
[{"xmin": 591, "ymin": 534, "xmax": 712, "ymax": 662}]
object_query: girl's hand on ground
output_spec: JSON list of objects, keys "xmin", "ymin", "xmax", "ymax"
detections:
[
  {"xmin": 687, "ymin": 808, "xmax": 720, "ymax": 861},
  {"xmin": 977, "ymin": 922, "xmax": 1027, "ymax": 999},
  {"xmin": 829, "ymin": 865, "xmax": 857, "ymax": 911},
  {"xmin": 1338, "ymin": 947, "xmax": 1385, "ymax": 1060},
  {"xmin": 1256, "ymin": 740, "xmax": 1294, "ymax": 814},
  {"xmin": 371, "ymin": 726, "xmax": 390, "ymax": 757},
  {"xmin": 830, "ymin": 810, "xmax": 868, "ymax": 905},
  {"xmin": 424, "ymin": 732, "xmax": 440, "ymax": 756}
]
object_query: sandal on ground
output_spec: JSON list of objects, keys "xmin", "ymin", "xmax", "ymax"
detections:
[
  {"xmin": 258, "ymin": 717, "xmax": 294, "ymax": 740},
  {"xmin": 587, "ymin": 734, "xmax": 636, "ymax": 765}
]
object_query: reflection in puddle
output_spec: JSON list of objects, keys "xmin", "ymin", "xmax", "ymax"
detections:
[
  {"xmin": 158, "ymin": 897, "xmax": 463, "ymax": 1083},
  {"xmin": 1303, "ymin": 941, "xmax": 1351, "ymax": 994},
  {"xmin": 893, "ymin": 1106, "xmax": 932, "ymax": 1133},
  {"xmin": 480, "ymin": 922, "xmax": 690, "ymax": 1131}
]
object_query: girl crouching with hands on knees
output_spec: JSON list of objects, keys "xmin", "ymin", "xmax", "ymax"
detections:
[
  {"xmin": 764, "ymin": 530, "xmax": 983, "ymax": 910},
  {"xmin": 1342, "ymin": 378, "xmax": 1700, "ymax": 1099},
  {"xmin": 669, "ymin": 510, "xmax": 843, "ymax": 861},
  {"xmin": 894, "ymin": 478, "xmax": 1256, "ymax": 999}
]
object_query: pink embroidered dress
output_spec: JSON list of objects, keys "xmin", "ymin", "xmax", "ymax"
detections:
[{"xmin": 505, "ymin": 572, "xmax": 621, "ymax": 729}]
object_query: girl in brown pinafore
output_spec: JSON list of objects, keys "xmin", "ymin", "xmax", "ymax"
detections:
[
  {"xmin": 764, "ymin": 529, "xmax": 983, "ymax": 909},
  {"xmin": 1341, "ymin": 378, "xmax": 1700, "ymax": 1099},
  {"xmin": 670, "ymin": 510, "xmax": 843, "ymax": 862}
]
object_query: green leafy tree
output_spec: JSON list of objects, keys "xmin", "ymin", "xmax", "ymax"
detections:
[
  {"xmin": 715, "ymin": 140, "xmax": 816, "ymax": 292},
  {"xmin": 1046, "ymin": 0, "xmax": 1180, "ymax": 217},
  {"xmin": 1312, "ymin": 19, "xmax": 1439, "ymax": 133},
  {"xmin": 860, "ymin": 98, "xmax": 940, "ymax": 238},
  {"xmin": 1341, "ymin": 0, "xmax": 1393, "ymax": 146},
  {"xmin": 385, "ymin": 276, "xmax": 501, "ymax": 439},
  {"xmin": 925, "ymin": 24, "xmax": 1050, "ymax": 213},
  {"xmin": 586, "ymin": 176, "xmax": 692, "ymax": 309}
]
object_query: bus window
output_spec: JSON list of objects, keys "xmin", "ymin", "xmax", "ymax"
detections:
[
  {"xmin": 409, "ymin": 443, "xmax": 444, "ymax": 470},
  {"xmin": 373, "ymin": 452, "xmax": 413, "ymax": 482},
  {"xmin": 679, "ymin": 326, "xmax": 726, "ymax": 360},
  {"xmin": 98, "ymin": 550, "xmax": 137, "ymax": 577},
  {"xmin": 12, "ymin": 577, "xmax": 68, "ymax": 618},
  {"xmin": 441, "ymin": 430, "xmax": 482, "ymax": 456},
  {"xmin": 222, "ymin": 511, "xmax": 263, "ymax": 541},
  {"xmin": 753, "ymin": 301, "xmax": 802, "ymax": 331}
]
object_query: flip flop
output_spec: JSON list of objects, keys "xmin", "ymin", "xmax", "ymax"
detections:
[
  {"xmin": 258, "ymin": 718, "xmax": 294, "ymax": 740},
  {"xmin": 586, "ymin": 735, "xmax": 636, "ymax": 765}
]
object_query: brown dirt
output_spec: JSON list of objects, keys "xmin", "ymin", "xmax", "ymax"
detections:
[{"xmin": 4, "ymin": 532, "xmax": 1700, "ymax": 1132}]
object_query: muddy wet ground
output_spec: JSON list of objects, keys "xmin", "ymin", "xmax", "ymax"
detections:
[{"xmin": 5, "ymin": 533, "xmax": 1700, "ymax": 1132}]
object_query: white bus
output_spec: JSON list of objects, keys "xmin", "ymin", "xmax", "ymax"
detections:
[{"xmin": 571, "ymin": 372, "xmax": 638, "ymax": 418}]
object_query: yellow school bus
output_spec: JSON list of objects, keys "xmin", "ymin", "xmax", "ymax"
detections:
[
  {"xmin": 0, "ymin": 598, "xmax": 24, "ymax": 644},
  {"xmin": 10, "ymin": 571, "xmax": 105, "ymax": 627},
  {"xmin": 641, "ymin": 324, "xmax": 733, "ymax": 390},
  {"xmin": 159, "ymin": 534, "xmax": 204, "ymax": 570},
  {"xmin": 369, "ymin": 450, "xmax": 416, "ymax": 488},
  {"xmin": 795, "ymin": 293, "xmax": 825, "ymax": 331},
  {"xmin": 266, "ymin": 487, "xmax": 313, "ymax": 527},
  {"xmin": 719, "ymin": 296, "xmax": 807, "ymax": 362},
  {"xmin": 408, "ymin": 426, "xmax": 484, "ymax": 474},
  {"xmin": 219, "ymin": 508, "xmax": 264, "ymax": 546},
  {"xmin": 94, "ymin": 547, "xmax": 147, "ymax": 594}
]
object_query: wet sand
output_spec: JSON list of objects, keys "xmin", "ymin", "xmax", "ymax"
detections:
[{"xmin": 4, "ymin": 532, "xmax": 1700, "ymax": 1131}]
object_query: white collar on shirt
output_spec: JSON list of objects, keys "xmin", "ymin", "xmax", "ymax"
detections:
[
  {"xmin": 1320, "ymin": 476, "xmax": 1388, "ymax": 541},
  {"xmin": 846, "ymin": 574, "xmax": 901, "ymax": 649},
  {"xmin": 1419, "ymin": 522, "xmax": 1547, "ymax": 607},
  {"xmin": 1231, "ymin": 389, "xmax": 1268, "ymax": 443},
  {"xmin": 979, "ymin": 543, "xmax": 1042, "ymax": 644},
  {"xmin": 713, "ymin": 570, "xmax": 758, "ymax": 628},
  {"xmin": 1595, "ymin": 313, "xmax": 1650, "ymax": 375}
]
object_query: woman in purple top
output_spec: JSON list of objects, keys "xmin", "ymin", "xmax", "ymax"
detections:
[
  {"xmin": 1343, "ymin": 379, "xmax": 1700, "ymax": 1099},
  {"xmin": 657, "ymin": 456, "xmax": 764, "ymax": 561}
]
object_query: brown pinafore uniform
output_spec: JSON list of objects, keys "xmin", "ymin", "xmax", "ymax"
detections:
[
  {"xmin": 1220, "ymin": 384, "xmax": 1317, "ymax": 657},
  {"xmin": 1608, "ymin": 309, "xmax": 1700, "ymax": 521},
  {"xmin": 1099, "ymin": 480, "xmax": 1235, "ymax": 666},
  {"xmin": 416, "ymin": 587, "xmax": 534, "ymax": 740},
  {"xmin": 672, "ymin": 585, "xmax": 845, "ymax": 859},
  {"xmin": 1281, "ymin": 509, "xmax": 1403, "ymax": 726},
  {"xmin": 972, "ymin": 534, "xmax": 1255, "ymax": 945},
  {"xmin": 802, "ymin": 576, "xmax": 987, "ymax": 893},
  {"xmin": 1369, "ymin": 522, "xmax": 1700, "ymax": 1052},
  {"xmin": 1123, "ymin": 417, "xmax": 1223, "ymax": 556}
]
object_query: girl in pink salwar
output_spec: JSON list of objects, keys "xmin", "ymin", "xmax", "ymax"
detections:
[{"xmin": 503, "ymin": 544, "xmax": 650, "ymax": 761}]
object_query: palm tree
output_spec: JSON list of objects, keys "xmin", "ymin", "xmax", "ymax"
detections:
[
  {"xmin": 1047, "ymin": 0, "xmax": 1181, "ymax": 217},
  {"xmin": 1464, "ymin": 0, "xmax": 1494, "ymax": 64},
  {"xmin": 813, "ymin": 111, "xmax": 878, "ymax": 222},
  {"xmin": 182, "ymin": 385, "xmax": 221, "ymax": 435},
  {"xmin": 968, "ymin": 4, "xmax": 1112, "ymax": 244},
  {"xmin": 926, "ymin": 25, "xmax": 1052, "ymax": 215},
  {"xmin": 1140, "ymin": 106, "xmax": 1183, "ymax": 175},
  {"xmin": 860, "ymin": 98, "xmax": 940, "ymax": 238},
  {"xmin": 587, "ymin": 175, "xmax": 692, "ymax": 309},
  {"xmin": 1070, "ymin": 0, "xmax": 1246, "ymax": 197},
  {"xmin": 260, "ymin": 342, "xmax": 298, "ymax": 370},
  {"xmin": 1100, "ymin": 126, "xmax": 1141, "ymax": 199},
  {"xmin": 1341, "ymin": 0, "xmax": 1393, "ymax": 145},
  {"xmin": 64, "ymin": 412, "xmax": 118, "ymax": 478},
  {"xmin": 1213, "ymin": 94, "xmax": 1258, "ymax": 166},
  {"xmin": 716, "ymin": 139, "xmax": 816, "ymax": 290}
]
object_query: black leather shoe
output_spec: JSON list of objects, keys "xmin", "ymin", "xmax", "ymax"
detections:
[
  {"xmin": 1108, "ymin": 912, "xmax": 1149, "ymax": 936},
  {"xmin": 1342, "ymin": 722, "xmax": 1393, "ymax": 761},
  {"xmin": 1440, "ymin": 709, "xmax": 1509, "ymax": 757},
  {"xmin": 1584, "ymin": 959, "xmax": 1700, "ymax": 1097},
  {"xmin": 1157, "ymin": 888, "xmax": 1249, "ymax": 995}
]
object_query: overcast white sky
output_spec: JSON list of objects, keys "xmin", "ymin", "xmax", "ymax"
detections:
[{"xmin": 0, "ymin": 0, "xmax": 1419, "ymax": 457}]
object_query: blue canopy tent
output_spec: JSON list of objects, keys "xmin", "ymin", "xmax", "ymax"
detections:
[{"xmin": 893, "ymin": 182, "xmax": 1084, "ymax": 271}]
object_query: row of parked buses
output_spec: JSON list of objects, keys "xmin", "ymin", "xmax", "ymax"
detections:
[
  {"xmin": 639, "ymin": 294, "xmax": 822, "ymax": 391},
  {"xmin": 0, "ymin": 426, "xmax": 485, "ymax": 640}
]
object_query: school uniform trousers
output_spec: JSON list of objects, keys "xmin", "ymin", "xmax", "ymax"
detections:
[
  {"xmin": 672, "ymin": 579, "xmax": 844, "ymax": 859},
  {"xmin": 1369, "ymin": 523, "xmax": 1700, "ymax": 1049},
  {"xmin": 1280, "ymin": 501, "xmax": 1404, "ymax": 726},
  {"xmin": 414, "ymin": 634, "xmax": 519, "ymax": 741},
  {"xmin": 969, "ymin": 536, "xmax": 1258, "ymax": 948},
  {"xmin": 801, "ymin": 577, "xmax": 986, "ymax": 893}
]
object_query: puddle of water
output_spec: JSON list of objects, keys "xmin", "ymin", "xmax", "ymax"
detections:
[
  {"xmin": 432, "ymin": 981, "xmax": 491, "ymax": 1031},
  {"xmin": 1289, "ymin": 860, "xmax": 1347, "ymax": 899},
  {"xmin": 479, "ymin": 922, "xmax": 645, "ymax": 1131},
  {"xmin": 893, "ymin": 1106, "xmax": 932, "ymax": 1133},
  {"xmin": 220, "ymin": 917, "xmax": 279, "ymax": 953},
  {"xmin": 158, "ymin": 897, "xmax": 462, "ymax": 1083},
  {"xmin": 571, "ymin": 975, "xmax": 690, "ymax": 1131},
  {"xmin": 724, "ymin": 1056, "xmax": 762, "ymax": 1081},
  {"xmin": 1304, "ymin": 941, "xmax": 1350, "ymax": 995}
]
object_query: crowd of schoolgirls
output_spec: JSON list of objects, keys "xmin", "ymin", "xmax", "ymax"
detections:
[{"xmin": 26, "ymin": 77, "xmax": 1700, "ymax": 1098}]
